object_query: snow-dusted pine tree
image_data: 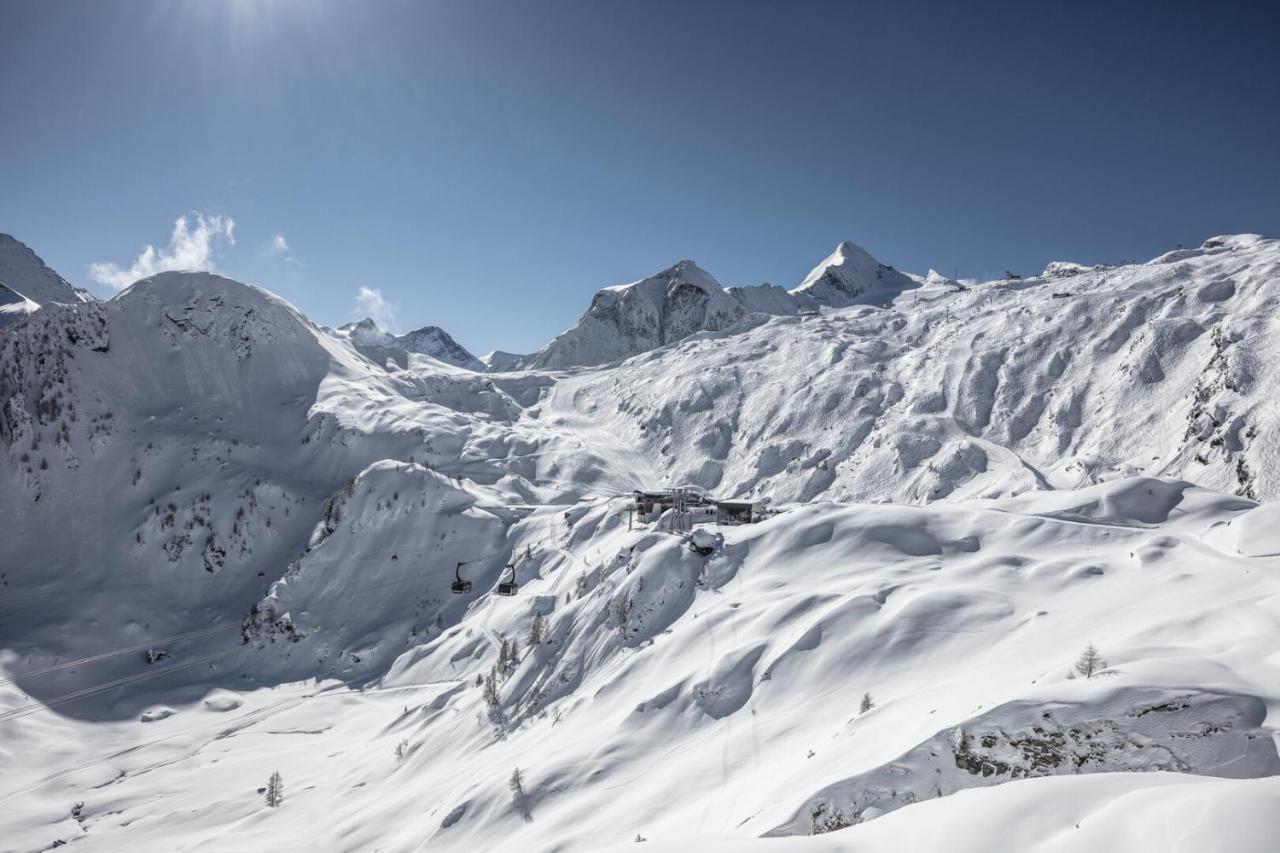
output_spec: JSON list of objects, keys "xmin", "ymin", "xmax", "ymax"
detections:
[
  {"xmin": 528, "ymin": 612, "xmax": 547, "ymax": 647},
  {"xmin": 265, "ymin": 771, "xmax": 284, "ymax": 808},
  {"xmin": 1074, "ymin": 643, "xmax": 1107, "ymax": 679},
  {"xmin": 510, "ymin": 767, "xmax": 531, "ymax": 821},
  {"xmin": 484, "ymin": 666, "xmax": 500, "ymax": 709}
]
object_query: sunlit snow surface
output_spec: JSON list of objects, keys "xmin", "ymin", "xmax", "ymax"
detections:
[{"xmin": 2, "ymin": 235, "xmax": 1280, "ymax": 851}]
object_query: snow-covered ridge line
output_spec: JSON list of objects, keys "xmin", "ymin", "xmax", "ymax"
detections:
[{"xmin": 528, "ymin": 240, "xmax": 920, "ymax": 368}]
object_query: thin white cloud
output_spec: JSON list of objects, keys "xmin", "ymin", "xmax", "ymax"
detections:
[
  {"xmin": 89, "ymin": 213, "xmax": 236, "ymax": 291},
  {"xmin": 267, "ymin": 232, "xmax": 302, "ymax": 267},
  {"xmin": 355, "ymin": 286, "xmax": 398, "ymax": 331}
]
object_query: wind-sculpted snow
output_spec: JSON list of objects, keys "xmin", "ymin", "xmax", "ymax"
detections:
[
  {"xmin": 3, "ymin": 236, "xmax": 1280, "ymax": 852},
  {"xmin": 9, "ymin": 474, "xmax": 1275, "ymax": 851},
  {"xmin": 553, "ymin": 233, "xmax": 1280, "ymax": 503}
]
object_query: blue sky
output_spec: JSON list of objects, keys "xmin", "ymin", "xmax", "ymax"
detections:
[{"xmin": 1, "ymin": 0, "xmax": 1277, "ymax": 355}]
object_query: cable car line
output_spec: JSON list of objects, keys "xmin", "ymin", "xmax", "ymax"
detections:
[
  {"xmin": 0, "ymin": 653, "xmax": 224, "ymax": 724},
  {"xmin": 0, "ymin": 624, "xmax": 232, "ymax": 688}
]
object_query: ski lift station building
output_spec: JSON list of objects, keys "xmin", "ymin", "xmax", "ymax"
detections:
[{"xmin": 631, "ymin": 489, "xmax": 763, "ymax": 527}]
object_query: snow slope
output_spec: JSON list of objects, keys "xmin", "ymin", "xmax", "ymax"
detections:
[
  {"xmin": 0, "ymin": 282, "xmax": 40, "ymax": 327},
  {"xmin": 549, "ymin": 233, "xmax": 1280, "ymax": 504},
  {"xmin": 2, "ymin": 233, "xmax": 1280, "ymax": 852}
]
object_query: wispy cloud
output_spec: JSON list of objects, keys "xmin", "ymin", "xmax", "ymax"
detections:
[
  {"xmin": 355, "ymin": 286, "xmax": 398, "ymax": 331},
  {"xmin": 267, "ymin": 232, "xmax": 302, "ymax": 267},
  {"xmin": 89, "ymin": 213, "xmax": 236, "ymax": 291}
]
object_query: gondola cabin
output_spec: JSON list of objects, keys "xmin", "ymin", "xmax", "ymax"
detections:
[
  {"xmin": 497, "ymin": 563, "xmax": 518, "ymax": 596},
  {"xmin": 451, "ymin": 562, "xmax": 473, "ymax": 594}
]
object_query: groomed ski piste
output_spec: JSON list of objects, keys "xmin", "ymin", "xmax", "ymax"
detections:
[{"xmin": 1, "ymin": 232, "xmax": 1279, "ymax": 851}]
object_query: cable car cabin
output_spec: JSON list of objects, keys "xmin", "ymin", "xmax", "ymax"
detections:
[
  {"xmin": 451, "ymin": 562, "xmax": 473, "ymax": 594},
  {"xmin": 496, "ymin": 563, "xmax": 518, "ymax": 596}
]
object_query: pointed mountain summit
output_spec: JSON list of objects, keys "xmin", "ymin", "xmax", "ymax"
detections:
[
  {"xmin": 531, "ymin": 259, "xmax": 748, "ymax": 369},
  {"xmin": 338, "ymin": 317, "xmax": 395, "ymax": 347},
  {"xmin": 791, "ymin": 240, "xmax": 919, "ymax": 308},
  {"xmin": 396, "ymin": 325, "xmax": 483, "ymax": 371},
  {"xmin": 527, "ymin": 242, "xmax": 924, "ymax": 368}
]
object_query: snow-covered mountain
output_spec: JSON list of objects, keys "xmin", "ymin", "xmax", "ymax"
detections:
[
  {"xmin": 333, "ymin": 317, "xmax": 483, "ymax": 370},
  {"xmin": 789, "ymin": 239, "xmax": 920, "ymax": 308},
  {"xmin": 535, "ymin": 233, "xmax": 1280, "ymax": 505},
  {"xmin": 531, "ymin": 260, "xmax": 752, "ymax": 369},
  {"xmin": 396, "ymin": 324, "xmax": 484, "ymax": 371},
  {"xmin": 528, "ymin": 241, "xmax": 922, "ymax": 369},
  {"xmin": 0, "ymin": 233, "xmax": 95, "ymax": 327},
  {"xmin": 2, "ymin": 233, "xmax": 1280, "ymax": 852}
]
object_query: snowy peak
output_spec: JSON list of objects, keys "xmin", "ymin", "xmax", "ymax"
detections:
[
  {"xmin": 395, "ymin": 324, "xmax": 483, "ymax": 370},
  {"xmin": 0, "ymin": 232, "xmax": 93, "ymax": 310},
  {"xmin": 339, "ymin": 317, "xmax": 395, "ymax": 347},
  {"xmin": 529, "ymin": 242, "xmax": 924, "ymax": 368},
  {"xmin": 335, "ymin": 317, "xmax": 481, "ymax": 370},
  {"xmin": 923, "ymin": 269, "xmax": 958, "ymax": 287},
  {"xmin": 652, "ymin": 259, "xmax": 723, "ymax": 295},
  {"xmin": 531, "ymin": 259, "xmax": 748, "ymax": 368},
  {"xmin": 792, "ymin": 239, "xmax": 919, "ymax": 307},
  {"xmin": 598, "ymin": 259, "xmax": 726, "ymax": 305}
]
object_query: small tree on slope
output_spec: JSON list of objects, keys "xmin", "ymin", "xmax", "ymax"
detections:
[
  {"xmin": 510, "ymin": 767, "xmax": 531, "ymax": 821},
  {"xmin": 528, "ymin": 612, "xmax": 547, "ymax": 648},
  {"xmin": 860, "ymin": 692, "xmax": 874, "ymax": 714},
  {"xmin": 1074, "ymin": 643, "xmax": 1107, "ymax": 679},
  {"xmin": 265, "ymin": 771, "xmax": 284, "ymax": 808},
  {"xmin": 483, "ymin": 666, "xmax": 501, "ymax": 709}
]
